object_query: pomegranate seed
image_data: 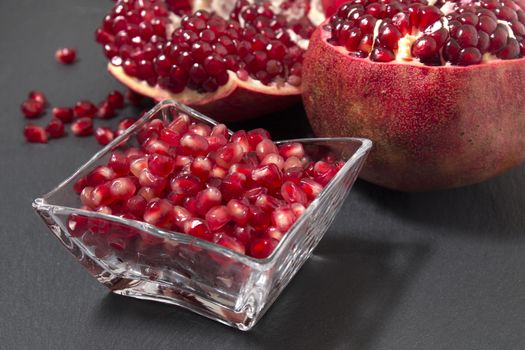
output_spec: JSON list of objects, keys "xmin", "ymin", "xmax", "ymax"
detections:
[
  {"xmin": 247, "ymin": 128, "xmax": 271, "ymax": 150},
  {"xmin": 73, "ymin": 101, "xmax": 97, "ymax": 118},
  {"xmin": 71, "ymin": 117, "xmax": 93, "ymax": 137},
  {"xmin": 97, "ymin": 101, "xmax": 116, "ymax": 119},
  {"xmin": 91, "ymin": 183, "xmax": 115, "ymax": 207},
  {"xmin": 143, "ymin": 199, "xmax": 174, "ymax": 229},
  {"xmin": 179, "ymin": 133, "xmax": 209, "ymax": 156},
  {"xmin": 271, "ymin": 207, "xmax": 296, "ymax": 232},
  {"xmin": 52, "ymin": 107, "xmax": 74, "ymax": 123},
  {"xmin": 46, "ymin": 118, "xmax": 65, "ymax": 138},
  {"xmin": 139, "ymin": 168, "xmax": 168, "ymax": 194},
  {"xmin": 283, "ymin": 157, "xmax": 303, "ymax": 171},
  {"xmin": 278, "ymin": 143, "xmax": 305, "ymax": 159},
  {"xmin": 107, "ymin": 151, "xmax": 129, "ymax": 176},
  {"xmin": 255, "ymin": 139, "xmax": 279, "ymax": 160},
  {"xmin": 55, "ymin": 48, "xmax": 77, "ymax": 64},
  {"xmin": 281, "ymin": 181, "xmax": 308, "ymax": 205},
  {"xmin": 67, "ymin": 214, "xmax": 89, "ymax": 237},
  {"xmin": 21, "ymin": 100, "xmax": 44, "ymax": 118},
  {"xmin": 195, "ymin": 186, "xmax": 222, "ymax": 215},
  {"xmin": 300, "ymin": 178, "xmax": 324, "ymax": 200},
  {"xmin": 130, "ymin": 156, "xmax": 148, "ymax": 177},
  {"xmin": 173, "ymin": 205, "xmax": 193, "ymax": 229},
  {"xmin": 221, "ymin": 172, "xmax": 247, "ymax": 201},
  {"xmin": 255, "ymin": 193, "xmax": 284, "ymax": 212},
  {"xmin": 190, "ymin": 156, "xmax": 212, "ymax": 180},
  {"xmin": 183, "ymin": 218, "xmax": 213, "ymax": 241},
  {"xmin": 205, "ymin": 205, "xmax": 231, "ymax": 231},
  {"xmin": 110, "ymin": 177, "xmax": 136, "ymax": 200},
  {"xmin": 125, "ymin": 195, "xmax": 147, "ymax": 217},
  {"xmin": 214, "ymin": 143, "xmax": 244, "ymax": 168},
  {"xmin": 249, "ymin": 238, "xmax": 278, "ymax": 259},
  {"xmin": 230, "ymin": 130, "xmax": 250, "ymax": 152},
  {"xmin": 118, "ymin": 117, "xmax": 137, "ymax": 131},
  {"xmin": 143, "ymin": 139, "xmax": 170, "ymax": 155},
  {"xmin": 73, "ymin": 177, "xmax": 88, "ymax": 194},
  {"xmin": 28, "ymin": 91, "xmax": 48, "ymax": 107},
  {"xmin": 87, "ymin": 166, "xmax": 116, "ymax": 186},
  {"xmin": 188, "ymin": 123, "xmax": 212, "ymax": 137},
  {"xmin": 107, "ymin": 90, "xmax": 125, "ymax": 109},
  {"xmin": 227, "ymin": 199, "xmax": 251, "ymax": 226},
  {"xmin": 265, "ymin": 226, "xmax": 284, "ymax": 241},
  {"xmin": 80, "ymin": 187, "xmax": 96, "ymax": 208},
  {"xmin": 148, "ymin": 154, "xmax": 175, "ymax": 177},
  {"xmin": 291, "ymin": 203, "xmax": 306, "ymax": 218},
  {"xmin": 249, "ymin": 205, "xmax": 271, "ymax": 231},
  {"xmin": 170, "ymin": 174, "xmax": 202, "ymax": 196},
  {"xmin": 217, "ymin": 235, "xmax": 246, "ymax": 254},
  {"xmin": 252, "ymin": 163, "xmax": 282, "ymax": 189},
  {"xmin": 94, "ymin": 127, "xmax": 115, "ymax": 145},
  {"xmin": 24, "ymin": 124, "xmax": 47, "ymax": 143}
]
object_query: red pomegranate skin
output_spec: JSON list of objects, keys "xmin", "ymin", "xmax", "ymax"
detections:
[{"xmin": 302, "ymin": 27, "xmax": 525, "ymax": 191}]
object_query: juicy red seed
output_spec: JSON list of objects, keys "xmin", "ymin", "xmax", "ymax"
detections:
[
  {"xmin": 173, "ymin": 205, "xmax": 193, "ymax": 229},
  {"xmin": 497, "ymin": 38, "xmax": 520, "ymax": 59},
  {"xmin": 183, "ymin": 218, "xmax": 213, "ymax": 241},
  {"xmin": 443, "ymin": 39, "xmax": 461, "ymax": 63},
  {"xmin": 73, "ymin": 100, "xmax": 97, "ymax": 118},
  {"xmin": 205, "ymin": 205, "xmax": 231, "ymax": 231},
  {"xmin": 144, "ymin": 139, "xmax": 170, "ymax": 155},
  {"xmin": 170, "ymin": 174, "xmax": 202, "ymax": 195},
  {"xmin": 249, "ymin": 205, "xmax": 271, "ymax": 231},
  {"xmin": 71, "ymin": 117, "xmax": 93, "ymax": 136},
  {"xmin": 255, "ymin": 193, "xmax": 283, "ymax": 212},
  {"xmin": 271, "ymin": 207, "xmax": 296, "ymax": 232},
  {"xmin": 477, "ymin": 15, "xmax": 497, "ymax": 33},
  {"xmin": 489, "ymin": 24, "xmax": 508, "ymax": 51},
  {"xmin": 94, "ymin": 127, "xmax": 115, "ymax": 145},
  {"xmin": 126, "ymin": 195, "xmax": 147, "ymax": 217},
  {"xmin": 55, "ymin": 48, "xmax": 77, "ymax": 64},
  {"xmin": 73, "ymin": 177, "xmax": 88, "ymax": 194},
  {"xmin": 87, "ymin": 166, "xmax": 116, "ymax": 186},
  {"xmin": 139, "ymin": 169, "xmax": 168, "ymax": 194},
  {"xmin": 249, "ymin": 238, "xmax": 278, "ymax": 259},
  {"xmin": 24, "ymin": 124, "xmax": 48, "ymax": 143},
  {"xmin": 118, "ymin": 117, "xmax": 137, "ymax": 131},
  {"xmin": 195, "ymin": 186, "xmax": 222, "ymax": 215},
  {"xmin": 92, "ymin": 183, "xmax": 115, "ymax": 207},
  {"xmin": 21, "ymin": 99, "xmax": 44, "ymax": 118},
  {"xmin": 247, "ymin": 128, "xmax": 271, "ymax": 149},
  {"xmin": 143, "ymin": 199, "xmax": 174, "ymax": 229},
  {"xmin": 417, "ymin": 6, "xmax": 442, "ymax": 31},
  {"xmin": 300, "ymin": 178, "xmax": 323, "ymax": 200},
  {"xmin": 148, "ymin": 154, "xmax": 175, "ymax": 177},
  {"xmin": 455, "ymin": 25, "xmax": 479, "ymax": 47},
  {"xmin": 108, "ymin": 151, "xmax": 129, "ymax": 176},
  {"xmin": 411, "ymin": 36, "xmax": 438, "ymax": 59},
  {"xmin": 227, "ymin": 199, "xmax": 251, "ymax": 226},
  {"xmin": 179, "ymin": 133, "xmax": 209, "ymax": 156},
  {"xmin": 46, "ymin": 118, "xmax": 65, "ymax": 138},
  {"xmin": 28, "ymin": 91, "xmax": 48, "ymax": 106},
  {"xmin": 255, "ymin": 139, "xmax": 279, "ymax": 160},
  {"xmin": 278, "ymin": 143, "xmax": 305, "ymax": 159},
  {"xmin": 370, "ymin": 47, "xmax": 395, "ymax": 62},
  {"xmin": 281, "ymin": 181, "xmax": 308, "ymax": 205},
  {"xmin": 97, "ymin": 101, "xmax": 116, "ymax": 119},
  {"xmin": 457, "ymin": 47, "xmax": 482, "ymax": 65},
  {"xmin": 252, "ymin": 164, "xmax": 283, "ymax": 189},
  {"xmin": 221, "ymin": 172, "xmax": 247, "ymax": 201},
  {"xmin": 110, "ymin": 177, "xmax": 136, "ymax": 200},
  {"xmin": 378, "ymin": 23, "xmax": 402, "ymax": 50},
  {"xmin": 190, "ymin": 156, "xmax": 212, "ymax": 180},
  {"xmin": 214, "ymin": 142, "xmax": 243, "ymax": 168},
  {"xmin": 52, "ymin": 107, "xmax": 73, "ymax": 123},
  {"xmin": 217, "ymin": 236, "xmax": 246, "ymax": 255}
]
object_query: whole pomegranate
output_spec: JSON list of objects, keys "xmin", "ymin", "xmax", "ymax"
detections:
[
  {"xmin": 95, "ymin": 0, "xmax": 326, "ymax": 121},
  {"xmin": 302, "ymin": 0, "xmax": 525, "ymax": 191}
]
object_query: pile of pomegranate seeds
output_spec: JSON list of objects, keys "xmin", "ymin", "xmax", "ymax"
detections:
[
  {"xmin": 72, "ymin": 116, "xmax": 344, "ymax": 259},
  {"xmin": 327, "ymin": 0, "xmax": 525, "ymax": 65},
  {"xmin": 96, "ymin": 0, "xmax": 311, "ymax": 93},
  {"xmin": 55, "ymin": 48, "xmax": 77, "ymax": 65},
  {"xmin": 22, "ymin": 89, "xmax": 138, "ymax": 144}
]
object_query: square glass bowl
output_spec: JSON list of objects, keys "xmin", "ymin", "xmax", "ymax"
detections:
[{"xmin": 33, "ymin": 100, "xmax": 372, "ymax": 330}]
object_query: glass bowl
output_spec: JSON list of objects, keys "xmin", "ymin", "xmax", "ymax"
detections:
[{"xmin": 33, "ymin": 100, "xmax": 372, "ymax": 331}]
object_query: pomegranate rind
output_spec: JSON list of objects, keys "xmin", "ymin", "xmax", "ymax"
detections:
[
  {"xmin": 302, "ymin": 23, "xmax": 525, "ymax": 191},
  {"xmin": 109, "ymin": 64, "xmax": 301, "ymax": 122}
]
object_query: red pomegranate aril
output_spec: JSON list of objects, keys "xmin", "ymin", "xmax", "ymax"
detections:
[
  {"xmin": 188, "ymin": 123, "xmax": 212, "ymax": 137},
  {"xmin": 489, "ymin": 24, "xmax": 509, "ymax": 51},
  {"xmin": 94, "ymin": 127, "xmax": 115, "ymax": 145},
  {"xmin": 261, "ymin": 153, "xmax": 285, "ymax": 169},
  {"xmin": 52, "ymin": 107, "xmax": 73, "ymax": 123},
  {"xmin": 46, "ymin": 118, "xmax": 65, "ymax": 138},
  {"xmin": 249, "ymin": 238, "xmax": 278, "ymax": 259},
  {"xmin": 97, "ymin": 101, "xmax": 116, "ymax": 119},
  {"xmin": 28, "ymin": 90, "xmax": 48, "ymax": 107},
  {"xmin": 498, "ymin": 38, "xmax": 520, "ymax": 59},
  {"xmin": 139, "ymin": 168, "xmax": 168, "ymax": 194},
  {"xmin": 110, "ymin": 177, "xmax": 136, "ymax": 200},
  {"xmin": 249, "ymin": 205, "xmax": 271, "ymax": 231},
  {"xmin": 411, "ymin": 36, "xmax": 438, "ymax": 59},
  {"xmin": 71, "ymin": 117, "xmax": 93, "ymax": 136},
  {"xmin": 255, "ymin": 193, "xmax": 283, "ymax": 212},
  {"xmin": 87, "ymin": 166, "xmax": 116, "ymax": 187},
  {"xmin": 179, "ymin": 133, "xmax": 209, "ymax": 156},
  {"xmin": 73, "ymin": 101, "xmax": 98, "ymax": 118},
  {"xmin": 217, "ymin": 235, "xmax": 246, "ymax": 255},
  {"xmin": 195, "ymin": 186, "xmax": 222, "ymax": 215},
  {"xmin": 255, "ymin": 139, "xmax": 279, "ymax": 160},
  {"xmin": 300, "ymin": 178, "xmax": 323, "ymax": 200},
  {"xmin": 144, "ymin": 139, "xmax": 170, "ymax": 155},
  {"xmin": 21, "ymin": 99, "xmax": 44, "ymax": 118},
  {"xmin": 205, "ymin": 205, "xmax": 231, "ymax": 231},
  {"xmin": 130, "ymin": 156, "xmax": 148, "ymax": 177},
  {"xmin": 457, "ymin": 47, "xmax": 482, "ymax": 65},
  {"xmin": 477, "ymin": 15, "xmax": 497, "ymax": 33},
  {"xmin": 107, "ymin": 90, "xmax": 124, "ymax": 109},
  {"xmin": 73, "ymin": 177, "xmax": 88, "ymax": 194},
  {"xmin": 226, "ymin": 199, "xmax": 251, "ymax": 226},
  {"xmin": 126, "ymin": 195, "xmax": 147, "ymax": 217},
  {"xmin": 183, "ymin": 218, "xmax": 213, "ymax": 241},
  {"xmin": 278, "ymin": 143, "xmax": 305, "ymax": 159},
  {"xmin": 370, "ymin": 47, "xmax": 395, "ymax": 62},
  {"xmin": 143, "ymin": 199, "xmax": 174, "ymax": 229},
  {"xmin": 148, "ymin": 154, "xmax": 175, "ymax": 177},
  {"xmin": 190, "ymin": 156, "xmax": 212, "ymax": 180},
  {"xmin": 80, "ymin": 187, "xmax": 96, "ymax": 208},
  {"xmin": 107, "ymin": 152, "xmax": 129, "ymax": 176},
  {"xmin": 271, "ymin": 207, "xmax": 296, "ymax": 232},
  {"xmin": 55, "ymin": 48, "xmax": 77, "ymax": 64},
  {"xmin": 118, "ymin": 117, "xmax": 137, "ymax": 131},
  {"xmin": 281, "ymin": 181, "xmax": 308, "ymax": 205},
  {"xmin": 92, "ymin": 183, "xmax": 115, "ymax": 207},
  {"xmin": 252, "ymin": 164, "xmax": 282, "ymax": 189},
  {"xmin": 170, "ymin": 174, "xmax": 202, "ymax": 196},
  {"xmin": 173, "ymin": 205, "xmax": 193, "ymax": 229},
  {"xmin": 214, "ymin": 143, "xmax": 243, "ymax": 168},
  {"xmin": 247, "ymin": 128, "xmax": 271, "ymax": 150},
  {"xmin": 291, "ymin": 203, "xmax": 306, "ymax": 218}
]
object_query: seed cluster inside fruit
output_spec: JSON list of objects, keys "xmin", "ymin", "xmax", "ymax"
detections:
[
  {"xmin": 72, "ymin": 116, "xmax": 344, "ymax": 259},
  {"xmin": 96, "ymin": 0, "xmax": 313, "ymax": 94},
  {"xmin": 326, "ymin": 0, "xmax": 525, "ymax": 65}
]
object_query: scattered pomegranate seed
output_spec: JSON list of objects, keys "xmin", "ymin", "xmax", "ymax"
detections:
[
  {"xmin": 73, "ymin": 100, "xmax": 97, "ymax": 118},
  {"xmin": 94, "ymin": 127, "xmax": 115, "ymax": 145},
  {"xmin": 24, "ymin": 124, "xmax": 48, "ymax": 143},
  {"xmin": 28, "ymin": 91, "xmax": 48, "ymax": 107},
  {"xmin": 249, "ymin": 238, "xmax": 278, "ymax": 259},
  {"xmin": 97, "ymin": 101, "xmax": 116, "ymax": 119},
  {"xmin": 106, "ymin": 90, "xmax": 124, "ymax": 109},
  {"xmin": 52, "ymin": 107, "xmax": 74, "ymax": 123},
  {"xmin": 46, "ymin": 118, "xmax": 65, "ymax": 138},
  {"xmin": 55, "ymin": 48, "xmax": 77, "ymax": 64},
  {"xmin": 21, "ymin": 99, "xmax": 44, "ymax": 118},
  {"xmin": 71, "ymin": 117, "xmax": 94, "ymax": 136}
]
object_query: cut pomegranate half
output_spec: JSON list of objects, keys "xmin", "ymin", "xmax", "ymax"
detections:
[
  {"xmin": 96, "ymin": 0, "xmax": 325, "ymax": 121},
  {"xmin": 303, "ymin": 0, "xmax": 525, "ymax": 191}
]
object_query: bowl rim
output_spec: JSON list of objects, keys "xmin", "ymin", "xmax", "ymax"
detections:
[{"xmin": 33, "ymin": 99, "xmax": 372, "ymax": 268}]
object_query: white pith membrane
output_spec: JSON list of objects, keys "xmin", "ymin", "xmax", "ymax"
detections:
[
  {"xmin": 326, "ymin": 0, "xmax": 524, "ymax": 66},
  {"xmin": 99, "ymin": 0, "xmax": 321, "ymax": 103}
]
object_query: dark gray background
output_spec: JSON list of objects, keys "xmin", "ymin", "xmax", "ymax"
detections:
[{"xmin": 2, "ymin": 1, "xmax": 525, "ymax": 349}]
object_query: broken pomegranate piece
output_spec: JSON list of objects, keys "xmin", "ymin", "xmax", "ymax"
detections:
[
  {"xmin": 303, "ymin": 0, "xmax": 525, "ymax": 191},
  {"xmin": 71, "ymin": 114, "xmax": 345, "ymax": 259},
  {"xmin": 95, "ymin": 0, "xmax": 323, "ymax": 121}
]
